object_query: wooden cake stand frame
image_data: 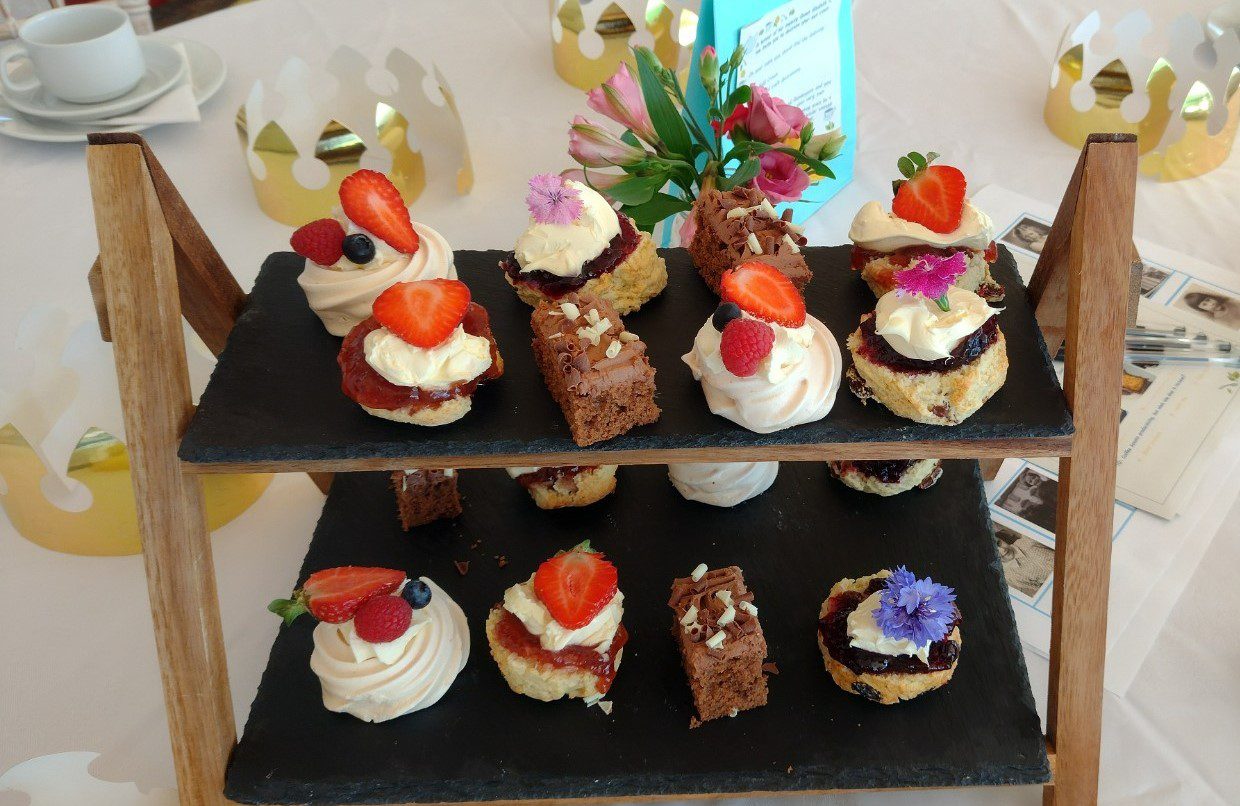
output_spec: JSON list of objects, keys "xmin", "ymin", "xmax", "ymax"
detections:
[{"xmin": 84, "ymin": 132, "xmax": 1137, "ymax": 805}]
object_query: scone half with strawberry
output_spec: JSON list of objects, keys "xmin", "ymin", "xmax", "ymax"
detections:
[
  {"xmin": 486, "ymin": 541, "xmax": 627, "ymax": 704},
  {"xmin": 848, "ymin": 152, "xmax": 1004, "ymax": 303},
  {"xmin": 338, "ymin": 279, "xmax": 504, "ymax": 426}
]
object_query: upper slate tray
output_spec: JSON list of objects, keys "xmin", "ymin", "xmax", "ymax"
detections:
[
  {"xmin": 179, "ymin": 246, "xmax": 1071, "ymax": 469},
  {"xmin": 225, "ymin": 462, "xmax": 1049, "ymax": 804}
]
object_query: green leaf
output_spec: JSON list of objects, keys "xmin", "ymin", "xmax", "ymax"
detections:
[
  {"xmin": 898, "ymin": 155, "xmax": 916, "ymax": 178},
  {"xmin": 634, "ymin": 48, "xmax": 691, "ymax": 157},
  {"xmin": 722, "ymin": 84, "xmax": 751, "ymax": 115},
  {"xmin": 800, "ymin": 121, "xmax": 814, "ymax": 147},
  {"xmin": 777, "ymin": 148, "xmax": 835, "ymax": 179},
  {"xmin": 624, "ymin": 192, "xmax": 693, "ymax": 230},
  {"xmin": 719, "ymin": 157, "xmax": 760, "ymax": 190},
  {"xmin": 605, "ymin": 172, "xmax": 669, "ymax": 206},
  {"xmin": 721, "ymin": 140, "xmax": 771, "ymax": 165},
  {"xmin": 268, "ymin": 595, "xmax": 308, "ymax": 626},
  {"xmin": 925, "ymin": 151, "xmax": 940, "ymax": 164},
  {"xmin": 908, "ymin": 151, "xmax": 926, "ymax": 170},
  {"xmin": 620, "ymin": 130, "xmax": 641, "ymax": 148}
]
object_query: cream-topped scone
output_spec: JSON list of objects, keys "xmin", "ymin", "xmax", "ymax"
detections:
[
  {"xmin": 291, "ymin": 170, "xmax": 458, "ymax": 336},
  {"xmin": 506, "ymin": 465, "xmax": 618, "ymax": 509},
  {"xmin": 269, "ymin": 568, "xmax": 468, "ymax": 723},
  {"xmin": 848, "ymin": 152, "xmax": 1003, "ymax": 302},
  {"xmin": 667, "ymin": 462, "xmax": 778, "ymax": 507},
  {"xmin": 338, "ymin": 280, "xmax": 503, "ymax": 426},
  {"xmin": 684, "ymin": 262, "xmax": 840, "ymax": 434},
  {"xmin": 499, "ymin": 174, "xmax": 666, "ymax": 314},
  {"xmin": 486, "ymin": 542, "xmax": 626, "ymax": 704},
  {"xmin": 828, "ymin": 459, "xmax": 943, "ymax": 496},
  {"xmin": 846, "ymin": 254, "xmax": 1007, "ymax": 426},
  {"xmin": 817, "ymin": 568, "xmax": 961, "ymax": 705}
]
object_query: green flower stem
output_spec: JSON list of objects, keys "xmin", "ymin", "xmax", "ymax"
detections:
[{"xmin": 935, "ymin": 294, "xmax": 952, "ymax": 312}]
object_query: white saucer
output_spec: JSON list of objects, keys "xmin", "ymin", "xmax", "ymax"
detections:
[
  {"xmin": 2, "ymin": 39, "xmax": 185, "ymax": 122},
  {"xmin": 0, "ymin": 37, "xmax": 225, "ymax": 143}
]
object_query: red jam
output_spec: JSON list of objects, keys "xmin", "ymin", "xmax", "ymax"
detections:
[
  {"xmin": 513, "ymin": 466, "xmax": 597, "ymax": 490},
  {"xmin": 850, "ymin": 241, "xmax": 997, "ymax": 275},
  {"xmin": 499, "ymin": 215, "xmax": 641, "ymax": 299},
  {"xmin": 832, "ymin": 459, "xmax": 918, "ymax": 484},
  {"xmin": 337, "ymin": 303, "xmax": 503, "ymax": 412},
  {"xmin": 818, "ymin": 577, "xmax": 960, "ymax": 676},
  {"xmin": 492, "ymin": 608, "xmax": 627, "ymax": 694},
  {"xmin": 856, "ymin": 313, "xmax": 999, "ymax": 374}
]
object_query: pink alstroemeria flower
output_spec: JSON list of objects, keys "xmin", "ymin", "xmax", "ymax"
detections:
[
  {"xmin": 568, "ymin": 116, "xmax": 647, "ymax": 168},
  {"xmin": 753, "ymin": 150, "xmax": 810, "ymax": 203},
  {"xmin": 894, "ymin": 252, "xmax": 969, "ymax": 311},
  {"xmin": 559, "ymin": 168, "xmax": 626, "ymax": 197},
  {"xmin": 744, "ymin": 86, "xmax": 809, "ymax": 145},
  {"xmin": 587, "ymin": 63, "xmax": 660, "ymax": 146}
]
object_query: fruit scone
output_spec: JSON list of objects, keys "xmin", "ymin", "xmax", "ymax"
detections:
[
  {"xmin": 848, "ymin": 151, "xmax": 1004, "ymax": 302},
  {"xmin": 828, "ymin": 459, "xmax": 943, "ymax": 497},
  {"xmin": 506, "ymin": 465, "xmax": 619, "ymax": 509},
  {"xmin": 818, "ymin": 567, "xmax": 961, "ymax": 705},
  {"xmin": 683, "ymin": 261, "xmax": 841, "ymax": 434},
  {"xmin": 292, "ymin": 169, "xmax": 458, "ymax": 336},
  {"xmin": 499, "ymin": 173, "xmax": 666, "ymax": 314},
  {"xmin": 338, "ymin": 279, "xmax": 503, "ymax": 426},
  {"xmin": 846, "ymin": 251, "xmax": 1007, "ymax": 426},
  {"xmin": 269, "ymin": 567, "xmax": 469, "ymax": 722},
  {"xmin": 487, "ymin": 542, "xmax": 626, "ymax": 704}
]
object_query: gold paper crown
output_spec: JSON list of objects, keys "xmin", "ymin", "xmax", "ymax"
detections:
[
  {"xmin": 237, "ymin": 46, "xmax": 474, "ymax": 226},
  {"xmin": 552, "ymin": 0, "xmax": 700, "ymax": 90},
  {"xmin": 1045, "ymin": 9, "xmax": 1240, "ymax": 181}
]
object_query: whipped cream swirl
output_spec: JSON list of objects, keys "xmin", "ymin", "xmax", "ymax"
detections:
[
  {"xmin": 683, "ymin": 313, "xmax": 841, "ymax": 433},
  {"xmin": 363, "ymin": 323, "xmax": 492, "ymax": 390},
  {"xmin": 847, "ymin": 589, "xmax": 931, "ymax": 664},
  {"xmin": 503, "ymin": 575, "xmax": 624, "ymax": 653},
  {"xmin": 514, "ymin": 180, "xmax": 620, "ymax": 277},
  {"xmin": 849, "ymin": 199, "xmax": 994, "ymax": 252},
  {"xmin": 874, "ymin": 287, "xmax": 997, "ymax": 361},
  {"xmin": 298, "ymin": 217, "xmax": 457, "ymax": 337},
  {"xmin": 310, "ymin": 577, "xmax": 469, "ymax": 723},
  {"xmin": 667, "ymin": 462, "xmax": 779, "ymax": 507}
]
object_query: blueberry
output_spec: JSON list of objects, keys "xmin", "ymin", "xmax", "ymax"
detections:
[
  {"xmin": 712, "ymin": 302, "xmax": 742, "ymax": 332},
  {"xmin": 401, "ymin": 579, "xmax": 432, "ymax": 609},
  {"xmin": 342, "ymin": 233, "xmax": 376, "ymax": 264}
]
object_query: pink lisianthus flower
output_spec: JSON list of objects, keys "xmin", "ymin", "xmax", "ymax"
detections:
[
  {"xmin": 587, "ymin": 63, "xmax": 660, "ymax": 147},
  {"xmin": 568, "ymin": 116, "xmax": 647, "ymax": 168},
  {"xmin": 893, "ymin": 252, "xmax": 969, "ymax": 311},
  {"xmin": 744, "ymin": 86, "xmax": 809, "ymax": 145},
  {"xmin": 752, "ymin": 150, "xmax": 810, "ymax": 203}
]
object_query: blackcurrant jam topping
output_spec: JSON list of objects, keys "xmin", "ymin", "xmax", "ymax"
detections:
[
  {"xmin": 818, "ymin": 577, "xmax": 960, "ymax": 676},
  {"xmin": 499, "ymin": 215, "xmax": 640, "ymax": 299},
  {"xmin": 857, "ymin": 313, "xmax": 999, "ymax": 374}
]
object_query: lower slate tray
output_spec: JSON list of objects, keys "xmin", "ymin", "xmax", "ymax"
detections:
[
  {"xmin": 226, "ymin": 462, "xmax": 1048, "ymax": 804},
  {"xmin": 179, "ymin": 246, "xmax": 1071, "ymax": 469}
]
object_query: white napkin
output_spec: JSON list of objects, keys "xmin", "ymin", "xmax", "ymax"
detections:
[{"xmin": 81, "ymin": 43, "xmax": 200, "ymax": 127}]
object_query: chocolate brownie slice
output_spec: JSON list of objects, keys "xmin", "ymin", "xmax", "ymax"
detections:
[
  {"xmin": 391, "ymin": 469, "xmax": 462, "ymax": 530},
  {"xmin": 530, "ymin": 292, "xmax": 660, "ymax": 447},
  {"xmin": 688, "ymin": 186, "xmax": 811, "ymax": 294},
  {"xmin": 669, "ymin": 565, "xmax": 768, "ymax": 723}
]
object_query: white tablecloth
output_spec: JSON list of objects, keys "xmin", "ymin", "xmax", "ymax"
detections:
[{"xmin": 1, "ymin": 1, "xmax": 1237, "ymax": 803}]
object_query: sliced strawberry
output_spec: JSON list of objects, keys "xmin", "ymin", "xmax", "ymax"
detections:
[
  {"xmin": 372, "ymin": 279, "xmax": 471, "ymax": 348},
  {"xmin": 533, "ymin": 541, "xmax": 618, "ymax": 629},
  {"xmin": 720, "ymin": 261, "xmax": 806, "ymax": 328},
  {"xmin": 891, "ymin": 162, "xmax": 966, "ymax": 235},
  {"xmin": 290, "ymin": 218, "xmax": 345, "ymax": 266},
  {"xmin": 338, "ymin": 169, "xmax": 420, "ymax": 254},
  {"xmin": 268, "ymin": 566, "xmax": 404, "ymax": 625}
]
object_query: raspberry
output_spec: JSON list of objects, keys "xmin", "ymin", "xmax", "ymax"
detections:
[
  {"xmin": 290, "ymin": 218, "xmax": 345, "ymax": 266},
  {"xmin": 719, "ymin": 318, "xmax": 775, "ymax": 377},
  {"xmin": 352, "ymin": 595, "xmax": 412, "ymax": 643}
]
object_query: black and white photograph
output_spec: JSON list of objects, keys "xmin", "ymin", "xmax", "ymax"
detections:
[
  {"xmin": 1138, "ymin": 262, "xmax": 1172, "ymax": 297},
  {"xmin": 1173, "ymin": 284, "xmax": 1240, "ymax": 331},
  {"xmin": 999, "ymin": 216, "xmax": 1051, "ymax": 254},
  {"xmin": 995, "ymin": 465, "xmax": 1059, "ymax": 534},
  {"xmin": 992, "ymin": 521, "xmax": 1056, "ymax": 599}
]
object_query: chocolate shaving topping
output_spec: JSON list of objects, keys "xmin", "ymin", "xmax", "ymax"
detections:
[
  {"xmin": 454, "ymin": 560, "xmax": 470, "ymax": 576},
  {"xmin": 762, "ymin": 662, "xmax": 780, "ymax": 675},
  {"xmin": 669, "ymin": 566, "xmax": 759, "ymax": 651}
]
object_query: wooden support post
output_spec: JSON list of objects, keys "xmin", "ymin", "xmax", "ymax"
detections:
[
  {"xmin": 1039, "ymin": 134, "xmax": 1136, "ymax": 805},
  {"xmin": 87, "ymin": 142, "xmax": 235, "ymax": 805}
]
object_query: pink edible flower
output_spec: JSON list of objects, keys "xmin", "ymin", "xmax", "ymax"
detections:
[
  {"xmin": 894, "ymin": 252, "xmax": 969, "ymax": 310},
  {"xmin": 526, "ymin": 174, "xmax": 583, "ymax": 225}
]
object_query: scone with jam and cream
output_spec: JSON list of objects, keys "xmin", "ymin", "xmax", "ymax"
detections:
[
  {"xmin": 292, "ymin": 170, "xmax": 457, "ymax": 336},
  {"xmin": 338, "ymin": 279, "xmax": 503, "ymax": 426},
  {"xmin": 848, "ymin": 152, "xmax": 1003, "ymax": 302},
  {"xmin": 506, "ymin": 465, "xmax": 619, "ymax": 509},
  {"xmin": 684, "ymin": 261, "xmax": 840, "ymax": 434},
  {"xmin": 499, "ymin": 174, "xmax": 666, "ymax": 314},
  {"xmin": 270, "ymin": 567, "xmax": 469, "ymax": 723},
  {"xmin": 486, "ymin": 542, "xmax": 626, "ymax": 704}
]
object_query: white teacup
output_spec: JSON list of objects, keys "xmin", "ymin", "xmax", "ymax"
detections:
[{"xmin": 0, "ymin": 5, "xmax": 145, "ymax": 104}]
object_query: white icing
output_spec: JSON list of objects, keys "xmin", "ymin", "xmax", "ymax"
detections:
[
  {"xmin": 363, "ymin": 324, "xmax": 492, "ymax": 389},
  {"xmin": 874, "ymin": 287, "xmax": 996, "ymax": 361},
  {"xmin": 667, "ymin": 462, "xmax": 779, "ymax": 507},
  {"xmin": 848, "ymin": 199, "xmax": 994, "ymax": 252},
  {"xmin": 514, "ymin": 180, "xmax": 620, "ymax": 277}
]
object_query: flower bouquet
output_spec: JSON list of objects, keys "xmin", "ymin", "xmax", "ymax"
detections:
[{"xmin": 566, "ymin": 46, "xmax": 846, "ymax": 237}]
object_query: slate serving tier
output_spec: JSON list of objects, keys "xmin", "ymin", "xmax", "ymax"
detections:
[
  {"xmin": 226, "ymin": 462, "xmax": 1049, "ymax": 804},
  {"xmin": 179, "ymin": 246, "xmax": 1071, "ymax": 469}
]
